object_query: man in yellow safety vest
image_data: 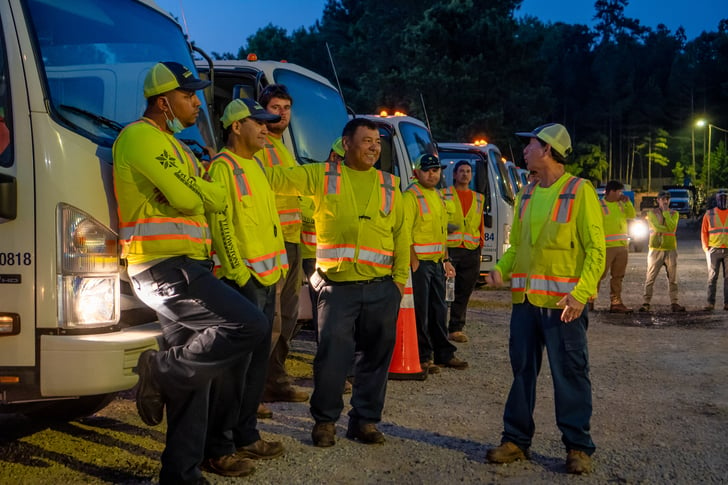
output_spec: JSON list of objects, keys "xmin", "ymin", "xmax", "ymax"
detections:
[{"xmin": 484, "ymin": 123, "xmax": 604, "ymax": 475}]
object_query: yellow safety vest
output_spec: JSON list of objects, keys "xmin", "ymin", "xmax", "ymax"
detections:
[
  {"xmin": 255, "ymin": 135, "xmax": 302, "ymax": 244},
  {"xmin": 706, "ymin": 208, "xmax": 728, "ymax": 248},
  {"xmin": 207, "ymin": 148, "xmax": 288, "ymax": 287},
  {"xmin": 646, "ymin": 208, "xmax": 678, "ymax": 250},
  {"xmin": 300, "ymin": 197, "xmax": 316, "ymax": 260},
  {"xmin": 266, "ymin": 161, "xmax": 410, "ymax": 285},
  {"xmin": 503, "ymin": 175, "xmax": 605, "ymax": 308},
  {"xmin": 113, "ymin": 118, "xmax": 225, "ymax": 265},
  {"xmin": 405, "ymin": 182, "xmax": 448, "ymax": 261},
  {"xmin": 441, "ymin": 187, "xmax": 484, "ymax": 249},
  {"xmin": 599, "ymin": 199, "xmax": 634, "ymax": 247}
]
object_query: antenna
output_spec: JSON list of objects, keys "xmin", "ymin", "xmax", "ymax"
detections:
[
  {"xmin": 419, "ymin": 92, "xmax": 432, "ymax": 133},
  {"xmin": 178, "ymin": 0, "xmax": 190, "ymax": 37},
  {"xmin": 326, "ymin": 42, "xmax": 348, "ymax": 109}
]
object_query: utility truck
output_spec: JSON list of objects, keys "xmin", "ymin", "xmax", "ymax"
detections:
[
  {"xmin": 0, "ymin": 0, "xmax": 211, "ymax": 418},
  {"xmin": 437, "ymin": 142, "xmax": 515, "ymax": 275}
]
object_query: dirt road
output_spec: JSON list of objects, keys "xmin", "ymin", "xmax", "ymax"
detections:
[{"xmin": 1, "ymin": 219, "xmax": 726, "ymax": 484}]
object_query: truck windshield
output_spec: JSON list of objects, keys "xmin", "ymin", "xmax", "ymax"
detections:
[
  {"xmin": 25, "ymin": 0, "xmax": 209, "ymax": 148},
  {"xmin": 399, "ymin": 121, "xmax": 436, "ymax": 169},
  {"xmin": 273, "ymin": 69, "xmax": 348, "ymax": 163},
  {"xmin": 490, "ymin": 151, "xmax": 515, "ymax": 205}
]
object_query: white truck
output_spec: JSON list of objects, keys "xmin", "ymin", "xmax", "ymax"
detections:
[
  {"xmin": 0, "ymin": 0, "xmax": 211, "ymax": 418},
  {"xmin": 437, "ymin": 142, "xmax": 515, "ymax": 275}
]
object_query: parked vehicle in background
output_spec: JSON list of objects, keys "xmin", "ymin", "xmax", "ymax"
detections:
[
  {"xmin": 438, "ymin": 142, "xmax": 515, "ymax": 275},
  {"xmin": 504, "ymin": 160, "xmax": 526, "ymax": 194},
  {"xmin": 664, "ymin": 185, "xmax": 697, "ymax": 218},
  {"xmin": 196, "ymin": 57, "xmax": 349, "ymax": 164},
  {"xmin": 0, "ymin": 0, "xmax": 206, "ymax": 418}
]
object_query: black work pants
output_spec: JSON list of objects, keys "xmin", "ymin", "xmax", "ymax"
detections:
[
  {"xmin": 130, "ymin": 256, "xmax": 267, "ymax": 484},
  {"xmin": 310, "ymin": 275, "xmax": 399, "ymax": 424},
  {"xmin": 448, "ymin": 247, "xmax": 481, "ymax": 333},
  {"xmin": 412, "ymin": 260, "xmax": 457, "ymax": 364}
]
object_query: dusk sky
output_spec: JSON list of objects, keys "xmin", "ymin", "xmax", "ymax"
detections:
[{"xmin": 154, "ymin": 0, "xmax": 727, "ymax": 55}]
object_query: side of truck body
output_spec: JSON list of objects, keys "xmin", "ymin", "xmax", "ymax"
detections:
[{"xmin": 0, "ymin": 0, "xmax": 209, "ymax": 416}]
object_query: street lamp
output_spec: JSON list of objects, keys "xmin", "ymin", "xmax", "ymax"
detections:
[
  {"xmin": 706, "ymin": 123, "xmax": 728, "ymax": 192},
  {"xmin": 693, "ymin": 119, "xmax": 706, "ymax": 180}
]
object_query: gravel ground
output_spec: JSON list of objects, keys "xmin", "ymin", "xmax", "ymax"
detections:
[{"xmin": 1, "ymin": 219, "xmax": 727, "ymax": 484}]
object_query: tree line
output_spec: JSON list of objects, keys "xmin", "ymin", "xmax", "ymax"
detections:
[{"xmin": 209, "ymin": 0, "xmax": 728, "ymax": 192}]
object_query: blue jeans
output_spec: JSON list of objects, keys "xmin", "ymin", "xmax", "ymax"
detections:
[
  {"xmin": 501, "ymin": 298, "xmax": 596, "ymax": 455},
  {"xmin": 130, "ymin": 256, "xmax": 268, "ymax": 484}
]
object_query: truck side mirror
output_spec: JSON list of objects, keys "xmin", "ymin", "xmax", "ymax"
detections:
[{"xmin": 0, "ymin": 173, "xmax": 17, "ymax": 221}]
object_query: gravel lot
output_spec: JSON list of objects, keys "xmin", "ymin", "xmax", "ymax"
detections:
[{"xmin": 1, "ymin": 219, "xmax": 727, "ymax": 484}]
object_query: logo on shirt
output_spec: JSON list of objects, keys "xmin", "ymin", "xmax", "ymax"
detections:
[{"xmin": 156, "ymin": 150, "xmax": 178, "ymax": 169}]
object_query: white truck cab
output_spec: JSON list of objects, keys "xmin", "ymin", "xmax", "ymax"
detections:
[
  {"xmin": 437, "ymin": 142, "xmax": 515, "ymax": 275},
  {"xmin": 0, "ymin": 0, "xmax": 209, "ymax": 417}
]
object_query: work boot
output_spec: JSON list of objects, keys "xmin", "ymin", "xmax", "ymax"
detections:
[
  {"xmin": 257, "ymin": 403, "xmax": 272, "ymax": 419},
  {"xmin": 485, "ymin": 442, "xmax": 528, "ymax": 464},
  {"xmin": 237, "ymin": 439, "xmax": 284, "ymax": 460},
  {"xmin": 671, "ymin": 303, "xmax": 686, "ymax": 312},
  {"xmin": 203, "ymin": 453, "xmax": 255, "ymax": 477},
  {"xmin": 262, "ymin": 385, "xmax": 309, "ymax": 403},
  {"xmin": 609, "ymin": 302, "xmax": 632, "ymax": 313},
  {"xmin": 638, "ymin": 303, "xmax": 650, "ymax": 313},
  {"xmin": 134, "ymin": 349, "xmax": 164, "ymax": 426},
  {"xmin": 312, "ymin": 422, "xmax": 336, "ymax": 447},
  {"xmin": 448, "ymin": 331, "xmax": 469, "ymax": 343},
  {"xmin": 566, "ymin": 450, "xmax": 593, "ymax": 474},
  {"xmin": 438, "ymin": 357, "xmax": 469, "ymax": 370},
  {"xmin": 421, "ymin": 361, "xmax": 441, "ymax": 374},
  {"xmin": 346, "ymin": 421, "xmax": 385, "ymax": 444}
]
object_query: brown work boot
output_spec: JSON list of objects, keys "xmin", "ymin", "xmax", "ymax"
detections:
[
  {"xmin": 485, "ymin": 442, "xmax": 528, "ymax": 464},
  {"xmin": 421, "ymin": 361, "xmax": 441, "ymax": 374},
  {"xmin": 439, "ymin": 357, "xmax": 469, "ymax": 370},
  {"xmin": 256, "ymin": 403, "xmax": 272, "ymax": 419},
  {"xmin": 671, "ymin": 303, "xmax": 686, "ymax": 312},
  {"xmin": 566, "ymin": 450, "xmax": 593, "ymax": 474},
  {"xmin": 203, "ymin": 453, "xmax": 255, "ymax": 477},
  {"xmin": 346, "ymin": 421, "xmax": 385, "ymax": 444},
  {"xmin": 448, "ymin": 331, "xmax": 469, "ymax": 343},
  {"xmin": 237, "ymin": 439, "xmax": 284, "ymax": 460},
  {"xmin": 609, "ymin": 302, "xmax": 632, "ymax": 313},
  {"xmin": 312, "ymin": 422, "xmax": 336, "ymax": 447},
  {"xmin": 262, "ymin": 385, "xmax": 309, "ymax": 403}
]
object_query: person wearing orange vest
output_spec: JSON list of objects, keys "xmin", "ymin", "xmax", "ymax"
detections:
[
  {"xmin": 255, "ymin": 84, "xmax": 309, "ymax": 404},
  {"xmin": 113, "ymin": 61, "xmax": 267, "ymax": 482},
  {"xmin": 484, "ymin": 123, "xmax": 604, "ymax": 475},
  {"xmin": 205, "ymin": 98, "xmax": 290, "ymax": 466},
  {"xmin": 638, "ymin": 190, "xmax": 685, "ymax": 313},
  {"xmin": 701, "ymin": 189, "xmax": 728, "ymax": 311},
  {"xmin": 405, "ymin": 154, "xmax": 468, "ymax": 374},
  {"xmin": 598, "ymin": 180, "xmax": 635, "ymax": 313},
  {"xmin": 265, "ymin": 117, "xmax": 409, "ymax": 448},
  {"xmin": 441, "ymin": 161, "xmax": 485, "ymax": 343}
]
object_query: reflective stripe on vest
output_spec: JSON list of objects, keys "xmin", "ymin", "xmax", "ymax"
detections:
[
  {"xmin": 518, "ymin": 182, "xmax": 537, "ymax": 219},
  {"xmin": 324, "ymin": 162, "xmax": 395, "ymax": 215},
  {"xmin": 301, "ymin": 230, "xmax": 317, "ymax": 248},
  {"xmin": 214, "ymin": 152, "xmax": 251, "ymax": 199},
  {"xmin": 552, "ymin": 177, "xmax": 583, "ymax": 222},
  {"xmin": 358, "ymin": 246, "xmax": 394, "ymax": 268},
  {"xmin": 707, "ymin": 209, "xmax": 728, "ymax": 247},
  {"xmin": 379, "ymin": 171, "xmax": 395, "ymax": 215},
  {"xmin": 119, "ymin": 217, "xmax": 209, "ymax": 244},
  {"xmin": 605, "ymin": 234, "xmax": 629, "ymax": 242},
  {"xmin": 246, "ymin": 249, "xmax": 289, "ymax": 277},
  {"xmin": 263, "ymin": 143, "xmax": 284, "ymax": 166},
  {"xmin": 511, "ymin": 273, "xmax": 578, "ymax": 297},
  {"xmin": 317, "ymin": 244, "xmax": 356, "ymax": 263},
  {"xmin": 324, "ymin": 162, "xmax": 341, "ymax": 195},
  {"xmin": 278, "ymin": 208, "xmax": 302, "ymax": 226},
  {"xmin": 413, "ymin": 242, "xmax": 444, "ymax": 256},
  {"xmin": 407, "ymin": 183, "xmax": 430, "ymax": 214}
]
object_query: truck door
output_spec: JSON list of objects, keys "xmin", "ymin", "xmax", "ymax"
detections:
[{"xmin": 0, "ymin": 12, "xmax": 36, "ymax": 369}]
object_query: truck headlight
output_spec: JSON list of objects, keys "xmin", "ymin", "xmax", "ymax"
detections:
[
  {"xmin": 57, "ymin": 204, "xmax": 120, "ymax": 328},
  {"xmin": 629, "ymin": 219, "xmax": 649, "ymax": 240}
]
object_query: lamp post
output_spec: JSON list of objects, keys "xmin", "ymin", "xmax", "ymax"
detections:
[
  {"xmin": 706, "ymin": 123, "xmax": 728, "ymax": 192},
  {"xmin": 693, "ymin": 119, "xmax": 706, "ymax": 180}
]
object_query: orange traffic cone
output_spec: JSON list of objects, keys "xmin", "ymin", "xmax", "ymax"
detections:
[{"xmin": 389, "ymin": 273, "xmax": 427, "ymax": 380}]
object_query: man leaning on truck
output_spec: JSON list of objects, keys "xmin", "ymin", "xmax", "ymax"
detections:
[{"xmin": 113, "ymin": 61, "xmax": 267, "ymax": 483}]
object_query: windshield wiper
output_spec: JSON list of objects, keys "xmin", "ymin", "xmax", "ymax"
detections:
[{"xmin": 59, "ymin": 105, "xmax": 124, "ymax": 132}]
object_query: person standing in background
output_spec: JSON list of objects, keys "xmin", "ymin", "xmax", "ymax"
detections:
[
  {"xmin": 700, "ymin": 189, "xmax": 728, "ymax": 311},
  {"xmin": 441, "ymin": 160, "xmax": 485, "ymax": 343}
]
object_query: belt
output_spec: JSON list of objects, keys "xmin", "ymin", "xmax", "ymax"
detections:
[{"xmin": 316, "ymin": 268, "xmax": 392, "ymax": 286}]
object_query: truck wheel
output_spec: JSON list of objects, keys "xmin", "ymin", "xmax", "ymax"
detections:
[{"xmin": 21, "ymin": 393, "xmax": 117, "ymax": 421}]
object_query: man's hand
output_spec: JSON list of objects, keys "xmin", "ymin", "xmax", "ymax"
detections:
[
  {"xmin": 444, "ymin": 260, "xmax": 456, "ymax": 278},
  {"xmin": 485, "ymin": 270, "xmax": 503, "ymax": 288},
  {"xmin": 556, "ymin": 293, "xmax": 585, "ymax": 323}
]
